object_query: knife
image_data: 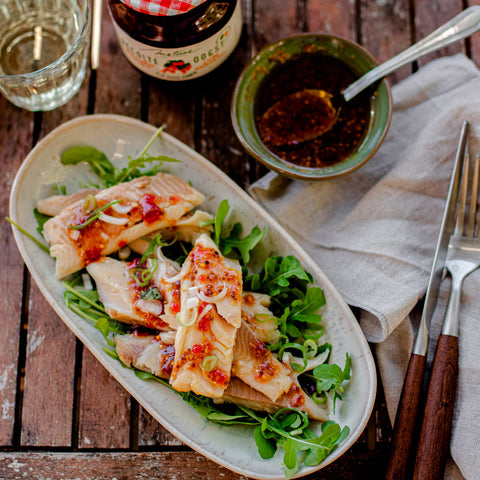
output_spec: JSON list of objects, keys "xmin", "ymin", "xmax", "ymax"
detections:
[{"xmin": 385, "ymin": 121, "xmax": 468, "ymax": 480}]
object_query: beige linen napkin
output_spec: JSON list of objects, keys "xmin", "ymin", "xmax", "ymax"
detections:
[{"xmin": 249, "ymin": 54, "xmax": 480, "ymax": 480}]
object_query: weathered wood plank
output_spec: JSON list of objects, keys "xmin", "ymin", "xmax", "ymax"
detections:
[
  {"xmin": 0, "ymin": 447, "xmax": 390, "ymax": 479},
  {"xmin": 94, "ymin": 1, "xmax": 143, "ymax": 116},
  {"xmin": 78, "ymin": 349, "xmax": 131, "ymax": 449},
  {"xmin": 307, "ymin": 0, "xmax": 356, "ymax": 41},
  {"xmin": 20, "ymin": 287, "xmax": 76, "ymax": 447},
  {"xmin": 255, "ymin": 0, "xmax": 298, "ymax": 49},
  {"xmin": 413, "ymin": 0, "xmax": 464, "ymax": 68},
  {"xmin": 137, "ymin": 407, "xmax": 183, "ymax": 447},
  {"xmin": 359, "ymin": 0, "xmax": 412, "ymax": 85},
  {"xmin": 74, "ymin": 1, "xmax": 143, "ymax": 450},
  {"xmin": 147, "ymin": 81, "xmax": 196, "ymax": 147},
  {"xmin": 0, "ymin": 100, "xmax": 32, "ymax": 446}
]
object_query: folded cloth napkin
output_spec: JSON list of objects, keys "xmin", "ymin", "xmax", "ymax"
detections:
[{"xmin": 249, "ymin": 53, "xmax": 480, "ymax": 480}]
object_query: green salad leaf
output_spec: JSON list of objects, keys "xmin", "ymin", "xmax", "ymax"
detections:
[{"xmin": 60, "ymin": 126, "xmax": 180, "ymax": 188}]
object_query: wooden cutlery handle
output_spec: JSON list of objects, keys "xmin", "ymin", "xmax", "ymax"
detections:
[
  {"xmin": 413, "ymin": 334, "xmax": 458, "ymax": 480},
  {"xmin": 385, "ymin": 353, "xmax": 426, "ymax": 480}
]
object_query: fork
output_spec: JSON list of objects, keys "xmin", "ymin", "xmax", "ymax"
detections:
[{"xmin": 413, "ymin": 152, "xmax": 480, "ymax": 480}]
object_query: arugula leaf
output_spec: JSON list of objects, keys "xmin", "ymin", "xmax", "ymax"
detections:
[
  {"xmin": 220, "ymin": 223, "xmax": 265, "ymax": 264},
  {"xmin": 140, "ymin": 287, "xmax": 163, "ymax": 300},
  {"xmin": 309, "ymin": 353, "xmax": 352, "ymax": 412},
  {"xmin": 214, "ymin": 199, "xmax": 230, "ymax": 246},
  {"xmin": 6, "ymin": 217, "xmax": 50, "ymax": 254},
  {"xmin": 210, "ymin": 200, "xmax": 265, "ymax": 264},
  {"xmin": 60, "ymin": 126, "xmax": 180, "ymax": 188},
  {"xmin": 61, "ymin": 146, "xmax": 116, "ymax": 183},
  {"xmin": 254, "ymin": 425, "xmax": 277, "ymax": 459},
  {"xmin": 33, "ymin": 208, "xmax": 52, "ymax": 237},
  {"xmin": 245, "ymin": 256, "xmax": 312, "ymax": 300}
]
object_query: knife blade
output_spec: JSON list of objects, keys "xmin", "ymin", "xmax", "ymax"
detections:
[{"xmin": 385, "ymin": 121, "xmax": 468, "ymax": 480}]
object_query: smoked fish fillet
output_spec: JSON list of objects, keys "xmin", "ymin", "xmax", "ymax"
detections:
[
  {"xmin": 170, "ymin": 234, "xmax": 242, "ymax": 398},
  {"xmin": 43, "ymin": 173, "xmax": 204, "ymax": 278},
  {"xmin": 86, "ymin": 256, "xmax": 181, "ymax": 331}
]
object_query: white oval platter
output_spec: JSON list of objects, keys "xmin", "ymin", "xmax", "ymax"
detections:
[{"xmin": 9, "ymin": 114, "xmax": 376, "ymax": 480}]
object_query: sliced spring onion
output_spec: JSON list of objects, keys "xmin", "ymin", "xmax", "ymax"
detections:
[
  {"xmin": 129, "ymin": 258, "xmax": 158, "ymax": 287},
  {"xmin": 197, "ymin": 304, "xmax": 212, "ymax": 323},
  {"xmin": 68, "ymin": 199, "xmax": 121, "ymax": 230},
  {"xmin": 83, "ymin": 194, "xmax": 97, "ymax": 213},
  {"xmin": 302, "ymin": 339, "xmax": 318, "ymax": 359},
  {"xmin": 203, "ymin": 355, "xmax": 218, "ymax": 372},
  {"xmin": 312, "ymin": 392, "xmax": 327, "ymax": 405},
  {"xmin": 253, "ymin": 313, "xmax": 277, "ymax": 324},
  {"xmin": 197, "ymin": 284, "xmax": 228, "ymax": 303},
  {"xmin": 99, "ymin": 212, "xmax": 129, "ymax": 225},
  {"xmin": 176, "ymin": 308, "xmax": 198, "ymax": 327},
  {"xmin": 6, "ymin": 217, "xmax": 50, "ymax": 254},
  {"xmin": 265, "ymin": 328, "xmax": 281, "ymax": 345},
  {"xmin": 162, "ymin": 258, "xmax": 190, "ymax": 283},
  {"xmin": 111, "ymin": 202, "xmax": 135, "ymax": 214}
]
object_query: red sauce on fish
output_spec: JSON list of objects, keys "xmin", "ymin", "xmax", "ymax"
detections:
[
  {"xmin": 250, "ymin": 339, "xmax": 279, "ymax": 383},
  {"xmin": 170, "ymin": 301, "xmax": 180, "ymax": 314},
  {"xmin": 286, "ymin": 384, "xmax": 305, "ymax": 407},
  {"xmin": 84, "ymin": 246, "xmax": 102, "ymax": 263},
  {"xmin": 169, "ymin": 195, "xmax": 182, "ymax": 204},
  {"xmin": 207, "ymin": 368, "xmax": 229, "ymax": 387},
  {"xmin": 197, "ymin": 306, "xmax": 212, "ymax": 332},
  {"xmin": 189, "ymin": 244, "xmax": 242, "ymax": 303},
  {"xmin": 139, "ymin": 194, "xmax": 164, "ymax": 224},
  {"xmin": 243, "ymin": 293, "xmax": 256, "ymax": 307},
  {"xmin": 158, "ymin": 344, "xmax": 175, "ymax": 377}
]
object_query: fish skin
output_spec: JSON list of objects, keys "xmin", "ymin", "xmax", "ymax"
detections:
[
  {"xmin": 114, "ymin": 331, "xmax": 329, "ymax": 421},
  {"xmin": 115, "ymin": 333, "xmax": 175, "ymax": 379},
  {"xmin": 218, "ymin": 377, "xmax": 329, "ymax": 422},
  {"xmin": 44, "ymin": 173, "xmax": 205, "ymax": 278}
]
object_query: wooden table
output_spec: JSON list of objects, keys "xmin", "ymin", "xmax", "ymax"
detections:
[{"xmin": 1, "ymin": 1, "xmax": 479, "ymax": 478}]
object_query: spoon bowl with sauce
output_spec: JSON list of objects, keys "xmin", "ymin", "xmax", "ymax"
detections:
[
  {"xmin": 232, "ymin": 33, "xmax": 392, "ymax": 180},
  {"xmin": 262, "ymin": 6, "xmax": 480, "ymax": 147}
]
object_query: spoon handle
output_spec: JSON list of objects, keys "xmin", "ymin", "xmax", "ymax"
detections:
[{"xmin": 343, "ymin": 6, "xmax": 480, "ymax": 102}]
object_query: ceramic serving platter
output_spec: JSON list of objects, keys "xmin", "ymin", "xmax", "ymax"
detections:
[{"xmin": 9, "ymin": 114, "xmax": 376, "ymax": 479}]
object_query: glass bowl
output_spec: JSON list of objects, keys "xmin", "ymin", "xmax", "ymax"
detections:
[{"xmin": 231, "ymin": 33, "xmax": 392, "ymax": 180}]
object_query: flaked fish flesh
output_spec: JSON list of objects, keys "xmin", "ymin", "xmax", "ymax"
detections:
[{"xmin": 232, "ymin": 322, "xmax": 292, "ymax": 402}]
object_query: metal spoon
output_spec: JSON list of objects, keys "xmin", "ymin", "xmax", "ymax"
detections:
[{"xmin": 263, "ymin": 6, "xmax": 480, "ymax": 146}]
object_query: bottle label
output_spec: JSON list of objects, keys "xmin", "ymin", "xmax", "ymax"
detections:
[{"xmin": 112, "ymin": 1, "xmax": 242, "ymax": 81}]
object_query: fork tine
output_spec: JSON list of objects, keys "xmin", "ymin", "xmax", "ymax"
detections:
[
  {"xmin": 455, "ymin": 151, "xmax": 469, "ymax": 236},
  {"xmin": 466, "ymin": 155, "xmax": 479, "ymax": 238}
]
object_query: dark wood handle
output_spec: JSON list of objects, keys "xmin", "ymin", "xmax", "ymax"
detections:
[
  {"xmin": 385, "ymin": 353, "xmax": 426, "ymax": 480},
  {"xmin": 413, "ymin": 334, "xmax": 458, "ymax": 480}
]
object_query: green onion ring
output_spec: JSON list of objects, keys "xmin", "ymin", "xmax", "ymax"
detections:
[{"xmin": 203, "ymin": 355, "xmax": 218, "ymax": 372}]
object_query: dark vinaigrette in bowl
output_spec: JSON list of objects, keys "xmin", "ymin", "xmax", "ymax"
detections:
[{"xmin": 255, "ymin": 53, "xmax": 371, "ymax": 169}]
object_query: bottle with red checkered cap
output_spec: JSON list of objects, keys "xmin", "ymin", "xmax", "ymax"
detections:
[{"xmin": 108, "ymin": 0, "xmax": 242, "ymax": 80}]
